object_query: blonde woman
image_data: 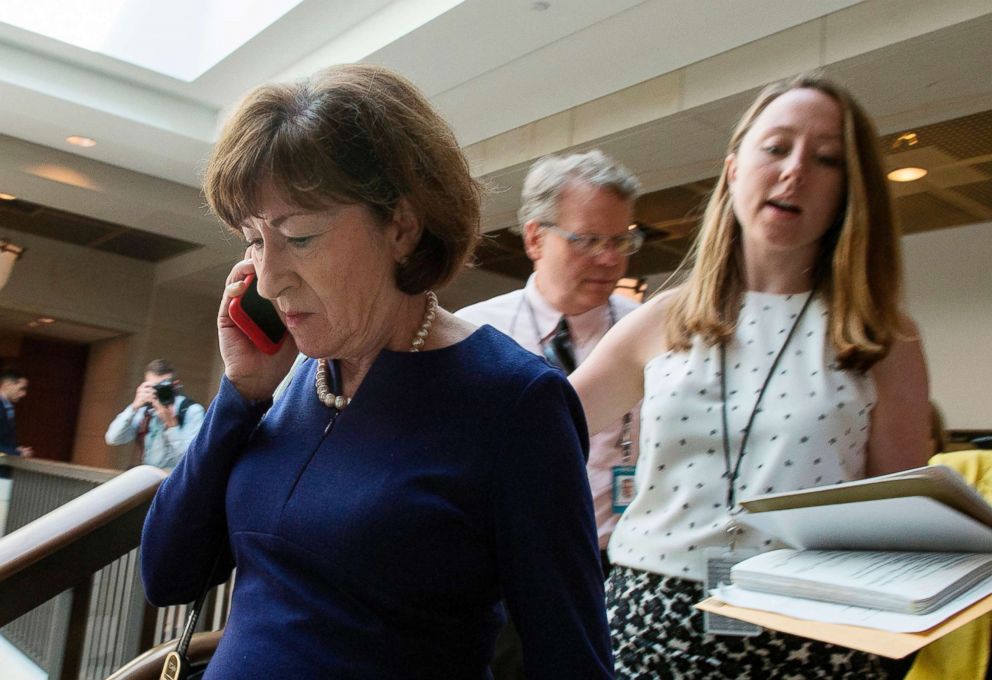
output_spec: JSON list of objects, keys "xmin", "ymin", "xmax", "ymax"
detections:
[{"xmin": 571, "ymin": 73, "xmax": 929, "ymax": 678}]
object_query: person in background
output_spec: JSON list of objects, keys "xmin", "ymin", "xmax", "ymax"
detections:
[
  {"xmin": 105, "ymin": 359, "xmax": 204, "ymax": 470},
  {"xmin": 457, "ymin": 149, "xmax": 641, "ymax": 680},
  {"xmin": 140, "ymin": 64, "xmax": 612, "ymax": 679},
  {"xmin": 571, "ymin": 72, "xmax": 929, "ymax": 678},
  {"xmin": 457, "ymin": 149, "xmax": 643, "ymax": 569},
  {"xmin": 928, "ymin": 400, "xmax": 948, "ymax": 456},
  {"xmin": 0, "ymin": 369, "xmax": 33, "ymax": 460},
  {"xmin": 0, "ymin": 369, "xmax": 31, "ymax": 532}
]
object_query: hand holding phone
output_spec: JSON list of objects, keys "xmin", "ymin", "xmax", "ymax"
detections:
[{"xmin": 228, "ymin": 274, "xmax": 288, "ymax": 355}]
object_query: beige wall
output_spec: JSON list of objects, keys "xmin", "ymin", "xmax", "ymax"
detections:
[
  {"xmin": 70, "ymin": 289, "xmax": 223, "ymax": 469},
  {"xmin": 79, "ymin": 288, "xmax": 222, "ymax": 470},
  {"xmin": 0, "ymin": 230, "xmax": 223, "ymax": 468},
  {"xmin": 73, "ymin": 335, "xmax": 134, "ymax": 468},
  {"xmin": 1, "ymin": 230, "xmax": 153, "ymax": 333},
  {"xmin": 440, "ymin": 268, "xmax": 521, "ymax": 313},
  {"xmin": 140, "ymin": 286, "xmax": 223, "ymax": 409},
  {"xmin": 902, "ymin": 221, "xmax": 992, "ymax": 430}
]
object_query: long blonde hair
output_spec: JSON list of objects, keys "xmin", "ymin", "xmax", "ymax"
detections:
[{"xmin": 663, "ymin": 73, "xmax": 902, "ymax": 372}]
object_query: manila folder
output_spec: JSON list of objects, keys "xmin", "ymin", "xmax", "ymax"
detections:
[{"xmin": 696, "ymin": 594, "xmax": 992, "ymax": 658}]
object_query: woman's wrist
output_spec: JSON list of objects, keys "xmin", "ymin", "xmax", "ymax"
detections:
[{"xmin": 221, "ymin": 374, "xmax": 274, "ymax": 412}]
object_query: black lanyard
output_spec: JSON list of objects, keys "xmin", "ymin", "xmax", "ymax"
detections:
[
  {"xmin": 617, "ymin": 412, "xmax": 633, "ymax": 464},
  {"xmin": 719, "ymin": 289, "xmax": 817, "ymax": 510},
  {"xmin": 517, "ymin": 295, "xmax": 617, "ymax": 352}
]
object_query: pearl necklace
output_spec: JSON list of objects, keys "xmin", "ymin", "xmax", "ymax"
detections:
[{"xmin": 315, "ymin": 291, "xmax": 438, "ymax": 410}]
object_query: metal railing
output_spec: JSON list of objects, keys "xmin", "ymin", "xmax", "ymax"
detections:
[
  {"xmin": 0, "ymin": 456, "xmax": 230, "ymax": 679},
  {"xmin": 1, "ymin": 456, "xmax": 121, "ymax": 676}
]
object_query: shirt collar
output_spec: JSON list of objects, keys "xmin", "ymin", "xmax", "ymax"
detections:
[{"xmin": 524, "ymin": 273, "xmax": 613, "ymax": 344}]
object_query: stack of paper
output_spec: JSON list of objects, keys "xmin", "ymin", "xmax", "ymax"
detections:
[
  {"xmin": 693, "ymin": 465, "xmax": 992, "ymax": 655},
  {"xmin": 731, "ymin": 549, "xmax": 992, "ymax": 615}
]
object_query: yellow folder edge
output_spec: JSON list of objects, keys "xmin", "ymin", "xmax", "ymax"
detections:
[{"xmin": 695, "ymin": 593, "xmax": 992, "ymax": 659}]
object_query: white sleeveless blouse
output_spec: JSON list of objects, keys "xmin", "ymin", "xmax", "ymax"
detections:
[{"xmin": 609, "ymin": 291, "xmax": 876, "ymax": 581}]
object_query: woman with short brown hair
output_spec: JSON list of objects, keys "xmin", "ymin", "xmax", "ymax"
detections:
[{"xmin": 142, "ymin": 64, "xmax": 612, "ymax": 679}]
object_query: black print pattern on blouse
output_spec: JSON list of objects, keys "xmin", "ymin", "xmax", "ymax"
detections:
[{"xmin": 611, "ymin": 293, "xmax": 875, "ymax": 581}]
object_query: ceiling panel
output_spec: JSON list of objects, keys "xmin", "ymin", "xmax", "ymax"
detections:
[
  {"xmin": 475, "ymin": 104, "xmax": 992, "ymax": 281},
  {"xmin": 0, "ymin": 196, "xmax": 201, "ymax": 262},
  {"xmin": 954, "ymin": 179, "xmax": 992, "ymax": 209},
  {"xmin": 0, "ymin": 307, "xmax": 121, "ymax": 343},
  {"xmin": 894, "ymin": 193, "xmax": 981, "ymax": 234},
  {"xmin": 93, "ymin": 229, "xmax": 199, "ymax": 262}
]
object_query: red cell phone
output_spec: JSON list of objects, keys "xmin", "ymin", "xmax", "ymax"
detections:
[{"xmin": 228, "ymin": 274, "xmax": 288, "ymax": 355}]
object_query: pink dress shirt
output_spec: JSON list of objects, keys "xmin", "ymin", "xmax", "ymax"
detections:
[{"xmin": 457, "ymin": 274, "xmax": 641, "ymax": 549}]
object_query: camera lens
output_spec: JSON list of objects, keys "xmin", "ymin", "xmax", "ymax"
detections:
[{"xmin": 153, "ymin": 380, "xmax": 176, "ymax": 406}]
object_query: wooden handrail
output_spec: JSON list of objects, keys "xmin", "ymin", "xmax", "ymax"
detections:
[
  {"xmin": 0, "ymin": 453, "xmax": 120, "ymax": 484},
  {"xmin": 0, "ymin": 464, "xmax": 167, "ymax": 626}
]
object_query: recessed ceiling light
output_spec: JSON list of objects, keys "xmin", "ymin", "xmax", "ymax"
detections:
[
  {"xmin": 66, "ymin": 135, "xmax": 96, "ymax": 148},
  {"xmin": 887, "ymin": 167, "xmax": 928, "ymax": 182},
  {"xmin": 0, "ymin": 193, "xmax": 15, "ymax": 201},
  {"xmin": 36, "ymin": 317, "xmax": 55, "ymax": 324}
]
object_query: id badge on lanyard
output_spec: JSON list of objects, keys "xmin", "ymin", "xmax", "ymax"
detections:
[
  {"xmin": 702, "ymin": 291, "xmax": 816, "ymax": 636},
  {"xmin": 611, "ymin": 465, "xmax": 637, "ymax": 513},
  {"xmin": 703, "ymin": 545, "xmax": 762, "ymax": 636},
  {"xmin": 611, "ymin": 412, "xmax": 635, "ymax": 512}
]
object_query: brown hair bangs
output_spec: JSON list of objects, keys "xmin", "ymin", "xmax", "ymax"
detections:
[{"xmin": 203, "ymin": 65, "xmax": 482, "ymax": 294}]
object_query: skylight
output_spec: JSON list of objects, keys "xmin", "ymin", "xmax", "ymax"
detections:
[{"xmin": 0, "ymin": 0, "xmax": 303, "ymax": 81}]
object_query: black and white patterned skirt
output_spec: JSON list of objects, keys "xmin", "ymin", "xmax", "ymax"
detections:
[{"xmin": 606, "ymin": 566, "xmax": 910, "ymax": 679}]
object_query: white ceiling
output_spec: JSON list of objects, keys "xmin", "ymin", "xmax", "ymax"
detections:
[
  {"xmin": 0, "ymin": 0, "xmax": 863, "ymax": 187},
  {"xmin": 0, "ymin": 0, "xmax": 989, "ymax": 304},
  {"xmin": 0, "ymin": 0, "xmax": 307, "ymax": 81}
]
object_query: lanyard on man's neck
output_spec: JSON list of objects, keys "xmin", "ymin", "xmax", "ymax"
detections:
[
  {"xmin": 514, "ymin": 292, "xmax": 632, "ymax": 457},
  {"xmin": 515, "ymin": 293, "xmax": 616, "ymax": 351}
]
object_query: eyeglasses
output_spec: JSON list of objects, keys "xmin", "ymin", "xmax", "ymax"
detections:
[{"xmin": 540, "ymin": 223, "xmax": 644, "ymax": 256}]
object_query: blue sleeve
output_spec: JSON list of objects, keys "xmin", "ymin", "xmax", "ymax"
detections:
[
  {"xmin": 105, "ymin": 406, "xmax": 139, "ymax": 446},
  {"xmin": 140, "ymin": 377, "xmax": 271, "ymax": 605},
  {"xmin": 491, "ymin": 370, "xmax": 614, "ymax": 679}
]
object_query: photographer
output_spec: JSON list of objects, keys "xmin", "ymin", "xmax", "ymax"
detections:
[{"xmin": 105, "ymin": 359, "xmax": 204, "ymax": 470}]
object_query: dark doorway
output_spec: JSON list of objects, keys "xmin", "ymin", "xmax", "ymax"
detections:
[{"xmin": 3, "ymin": 335, "xmax": 89, "ymax": 462}]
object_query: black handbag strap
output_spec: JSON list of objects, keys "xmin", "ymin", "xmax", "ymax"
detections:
[
  {"xmin": 159, "ymin": 358, "xmax": 301, "ymax": 680},
  {"xmin": 176, "ymin": 578, "xmax": 212, "ymax": 657},
  {"xmin": 160, "ymin": 555, "xmax": 222, "ymax": 680}
]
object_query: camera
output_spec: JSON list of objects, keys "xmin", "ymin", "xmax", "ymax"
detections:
[{"xmin": 152, "ymin": 380, "xmax": 177, "ymax": 406}]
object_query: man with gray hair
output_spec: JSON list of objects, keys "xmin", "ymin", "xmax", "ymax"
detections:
[{"xmin": 458, "ymin": 149, "xmax": 642, "ymax": 677}]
